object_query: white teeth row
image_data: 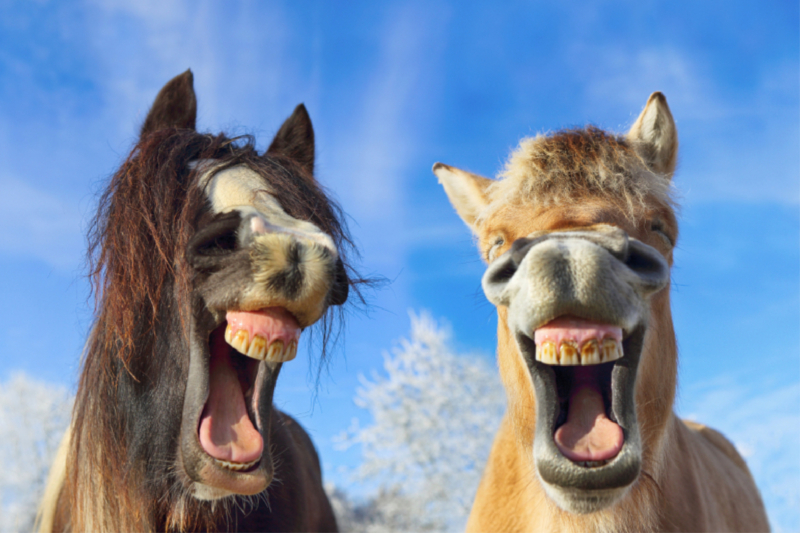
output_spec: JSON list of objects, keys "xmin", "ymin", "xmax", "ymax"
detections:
[
  {"xmin": 535, "ymin": 338, "xmax": 622, "ymax": 366},
  {"xmin": 214, "ymin": 457, "xmax": 260, "ymax": 471},
  {"xmin": 224, "ymin": 325, "xmax": 298, "ymax": 362}
]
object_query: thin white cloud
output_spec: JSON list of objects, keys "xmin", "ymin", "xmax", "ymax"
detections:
[
  {"xmin": 83, "ymin": 0, "xmax": 296, "ymax": 143},
  {"xmin": 580, "ymin": 46, "xmax": 703, "ymax": 119},
  {"xmin": 325, "ymin": 4, "xmax": 446, "ymax": 222},
  {"xmin": 0, "ymin": 176, "xmax": 84, "ymax": 271}
]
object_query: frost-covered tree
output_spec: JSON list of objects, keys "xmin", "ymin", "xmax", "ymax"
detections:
[
  {"xmin": 0, "ymin": 373, "xmax": 73, "ymax": 533},
  {"xmin": 338, "ymin": 311, "xmax": 505, "ymax": 532}
]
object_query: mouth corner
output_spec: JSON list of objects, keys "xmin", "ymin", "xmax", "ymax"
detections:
[{"xmin": 520, "ymin": 319, "xmax": 646, "ymax": 508}]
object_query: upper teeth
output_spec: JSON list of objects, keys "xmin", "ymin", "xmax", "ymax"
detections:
[
  {"xmin": 535, "ymin": 338, "xmax": 622, "ymax": 365},
  {"xmin": 224, "ymin": 324, "xmax": 298, "ymax": 362}
]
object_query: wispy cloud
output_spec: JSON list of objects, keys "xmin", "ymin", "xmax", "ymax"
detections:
[
  {"xmin": 0, "ymin": 176, "xmax": 83, "ymax": 271},
  {"xmin": 314, "ymin": 3, "xmax": 450, "ymax": 277}
]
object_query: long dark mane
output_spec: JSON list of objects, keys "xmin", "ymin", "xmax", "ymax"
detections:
[{"xmin": 66, "ymin": 127, "xmax": 362, "ymax": 531}]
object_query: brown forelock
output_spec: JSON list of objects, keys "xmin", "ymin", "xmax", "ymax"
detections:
[{"xmin": 70, "ymin": 129, "xmax": 367, "ymax": 531}]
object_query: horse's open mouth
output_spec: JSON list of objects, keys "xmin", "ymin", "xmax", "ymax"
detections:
[
  {"xmin": 520, "ymin": 316, "xmax": 645, "ymax": 507},
  {"xmin": 198, "ymin": 307, "xmax": 300, "ymax": 472},
  {"xmin": 181, "ymin": 306, "xmax": 301, "ymax": 498},
  {"xmin": 535, "ymin": 317, "xmax": 624, "ymax": 466}
]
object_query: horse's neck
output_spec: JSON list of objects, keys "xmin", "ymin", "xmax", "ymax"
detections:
[{"xmin": 469, "ymin": 416, "xmax": 662, "ymax": 533}]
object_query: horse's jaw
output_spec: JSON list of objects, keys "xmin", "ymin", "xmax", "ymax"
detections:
[
  {"xmin": 522, "ymin": 327, "xmax": 646, "ymax": 514},
  {"xmin": 179, "ymin": 305, "xmax": 281, "ymax": 500}
]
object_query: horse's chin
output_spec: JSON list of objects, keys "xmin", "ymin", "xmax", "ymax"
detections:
[
  {"xmin": 520, "ymin": 324, "xmax": 647, "ymax": 514},
  {"xmin": 178, "ymin": 306, "xmax": 294, "ymax": 500}
]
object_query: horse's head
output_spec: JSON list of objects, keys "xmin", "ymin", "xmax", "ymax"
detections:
[
  {"xmin": 80, "ymin": 70, "xmax": 354, "ymax": 521},
  {"xmin": 434, "ymin": 93, "xmax": 678, "ymax": 514}
]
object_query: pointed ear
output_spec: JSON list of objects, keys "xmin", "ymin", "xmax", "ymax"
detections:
[
  {"xmin": 432, "ymin": 162, "xmax": 493, "ymax": 231},
  {"xmin": 627, "ymin": 92, "xmax": 678, "ymax": 178},
  {"xmin": 140, "ymin": 70, "xmax": 197, "ymax": 137},
  {"xmin": 266, "ymin": 104, "xmax": 315, "ymax": 175}
]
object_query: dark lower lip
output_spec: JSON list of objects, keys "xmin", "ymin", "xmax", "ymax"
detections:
[
  {"xmin": 197, "ymin": 458, "xmax": 271, "ymax": 495},
  {"xmin": 179, "ymin": 309, "xmax": 281, "ymax": 494},
  {"xmin": 520, "ymin": 327, "xmax": 646, "ymax": 491}
]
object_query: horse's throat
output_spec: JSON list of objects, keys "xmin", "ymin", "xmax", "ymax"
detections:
[
  {"xmin": 554, "ymin": 380, "xmax": 623, "ymax": 462},
  {"xmin": 198, "ymin": 342, "xmax": 264, "ymax": 464}
]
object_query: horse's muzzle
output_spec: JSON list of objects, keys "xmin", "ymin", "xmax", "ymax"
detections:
[{"xmin": 481, "ymin": 224, "xmax": 669, "ymax": 513}]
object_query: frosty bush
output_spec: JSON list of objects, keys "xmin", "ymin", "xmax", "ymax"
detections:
[
  {"xmin": 338, "ymin": 311, "xmax": 505, "ymax": 532},
  {"xmin": 0, "ymin": 373, "xmax": 73, "ymax": 533}
]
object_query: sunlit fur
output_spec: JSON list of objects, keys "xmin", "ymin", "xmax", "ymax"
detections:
[{"xmin": 436, "ymin": 93, "xmax": 769, "ymax": 532}]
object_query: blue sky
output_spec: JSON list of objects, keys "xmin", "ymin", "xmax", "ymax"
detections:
[{"xmin": 1, "ymin": 0, "xmax": 798, "ymax": 528}]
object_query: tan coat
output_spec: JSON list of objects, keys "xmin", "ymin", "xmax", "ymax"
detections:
[{"xmin": 434, "ymin": 93, "xmax": 769, "ymax": 532}]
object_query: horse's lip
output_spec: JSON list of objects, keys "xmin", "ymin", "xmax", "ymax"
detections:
[
  {"xmin": 531, "ymin": 313, "xmax": 633, "ymax": 341},
  {"xmin": 213, "ymin": 305, "xmax": 301, "ymax": 328},
  {"xmin": 520, "ymin": 325, "xmax": 645, "ymax": 493},
  {"xmin": 179, "ymin": 306, "xmax": 281, "ymax": 496}
]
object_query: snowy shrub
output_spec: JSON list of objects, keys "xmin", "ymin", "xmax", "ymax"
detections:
[
  {"xmin": 0, "ymin": 373, "xmax": 73, "ymax": 533},
  {"xmin": 337, "ymin": 311, "xmax": 506, "ymax": 532}
]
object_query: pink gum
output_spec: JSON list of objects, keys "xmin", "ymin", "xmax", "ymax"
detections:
[
  {"xmin": 226, "ymin": 308, "xmax": 301, "ymax": 344},
  {"xmin": 534, "ymin": 316, "xmax": 622, "ymax": 347}
]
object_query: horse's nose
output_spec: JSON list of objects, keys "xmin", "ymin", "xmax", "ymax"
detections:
[
  {"xmin": 509, "ymin": 236, "xmax": 535, "ymax": 268},
  {"xmin": 242, "ymin": 211, "xmax": 350, "ymax": 306},
  {"xmin": 482, "ymin": 226, "xmax": 669, "ymax": 308}
]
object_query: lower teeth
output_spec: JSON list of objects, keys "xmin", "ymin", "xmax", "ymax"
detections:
[{"xmin": 214, "ymin": 458, "xmax": 260, "ymax": 471}]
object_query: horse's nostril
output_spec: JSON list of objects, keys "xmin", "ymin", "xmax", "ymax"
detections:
[
  {"xmin": 187, "ymin": 211, "xmax": 242, "ymax": 270},
  {"xmin": 625, "ymin": 241, "xmax": 669, "ymax": 292},
  {"xmin": 510, "ymin": 237, "xmax": 533, "ymax": 267},
  {"xmin": 328, "ymin": 258, "xmax": 349, "ymax": 306}
]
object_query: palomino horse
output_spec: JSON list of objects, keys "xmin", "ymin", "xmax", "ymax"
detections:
[
  {"xmin": 36, "ymin": 71, "xmax": 356, "ymax": 532},
  {"xmin": 434, "ymin": 93, "xmax": 769, "ymax": 532}
]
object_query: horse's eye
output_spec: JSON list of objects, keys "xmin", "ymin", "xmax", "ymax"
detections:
[
  {"xmin": 488, "ymin": 235, "xmax": 506, "ymax": 261},
  {"xmin": 650, "ymin": 220, "xmax": 673, "ymax": 247}
]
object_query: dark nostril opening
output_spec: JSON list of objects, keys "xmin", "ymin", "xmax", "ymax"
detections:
[
  {"xmin": 488, "ymin": 261, "xmax": 517, "ymax": 286},
  {"xmin": 187, "ymin": 211, "xmax": 242, "ymax": 269},
  {"xmin": 328, "ymin": 258, "xmax": 349, "ymax": 306},
  {"xmin": 625, "ymin": 241, "xmax": 669, "ymax": 291},
  {"xmin": 486, "ymin": 237, "xmax": 533, "ymax": 287},
  {"xmin": 510, "ymin": 237, "xmax": 533, "ymax": 267},
  {"xmin": 626, "ymin": 247, "xmax": 660, "ymax": 274}
]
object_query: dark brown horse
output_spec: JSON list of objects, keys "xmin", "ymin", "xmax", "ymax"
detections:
[{"xmin": 36, "ymin": 71, "xmax": 357, "ymax": 532}]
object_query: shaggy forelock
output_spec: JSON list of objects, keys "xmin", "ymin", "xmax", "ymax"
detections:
[{"xmin": 481, "ymin": 127, "xmax": 676, "ymax": 223}]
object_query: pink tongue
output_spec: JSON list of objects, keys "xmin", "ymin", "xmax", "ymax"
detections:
[
  {"xmin": 554, "ymin": 381, "xmax": 623, "ymax": 462},
  {"xmin": 198, "ymin": 328, "xmax": 263, "ymax": 464}
]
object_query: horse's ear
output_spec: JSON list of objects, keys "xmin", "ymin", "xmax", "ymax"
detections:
[
  {"xmin": 432, "ymin": 162, "xmax": 493, "ymax": 231},
  {"xmin": 266, "ymin": 104, "xmax": 315, "ymax": 175},
  {"xmin": 140, "ymin": 70, "xmax": 197, "ymax": 137},
  {"xmin": 627, "ymin": 92, "xmax": 678, "ymax": 179}
]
